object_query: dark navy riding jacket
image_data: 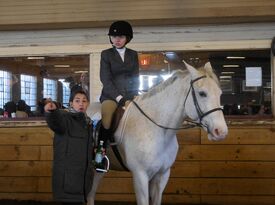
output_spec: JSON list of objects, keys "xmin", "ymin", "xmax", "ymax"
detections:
[{"xmin": 99, "ymin": 47, "xmax": 140, "ymax": 103}]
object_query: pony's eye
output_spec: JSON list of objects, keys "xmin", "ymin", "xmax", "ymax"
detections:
[{"xmin": 199, "ymin": 91, "xmax": 207, "ymax": 97}]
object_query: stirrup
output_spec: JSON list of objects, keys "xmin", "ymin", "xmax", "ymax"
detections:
[
  {"xmin": 95, "ymin": 155, "xmax": 110, "ymax": 173},
  {"xmin": 95, "ymin": 168, "xmax": 108, "ymax": 173}
]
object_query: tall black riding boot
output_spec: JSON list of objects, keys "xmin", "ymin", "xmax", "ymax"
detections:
[{"xmin": 98, "ymin": 126, "xmax": 110, "ymax": 148}]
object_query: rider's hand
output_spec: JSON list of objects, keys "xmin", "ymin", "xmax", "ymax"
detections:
[
  {"xmin": 44, "ymin": 102, "xmax": 57, "ymax": 113},
  {"xmin": 118, "ymin": 97, "xmax": 126, "ymax": 107}
]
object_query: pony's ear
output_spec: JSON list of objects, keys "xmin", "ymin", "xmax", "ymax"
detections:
[
  {"xmin": 204, "ymin": 62, "xmax": 213, "ymax": 73},
  {"xmin": 183, "ymin": 60, "xmax": 199, "ymax": 78}
]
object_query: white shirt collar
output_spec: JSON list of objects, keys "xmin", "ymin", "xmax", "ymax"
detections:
[
  {"xmin": 116, "ymin": 47, "xmax": 126, "ymax": 53},
  {"xmin": 116, "ymin": 47, "xmax": 126, "ymax": 61}
]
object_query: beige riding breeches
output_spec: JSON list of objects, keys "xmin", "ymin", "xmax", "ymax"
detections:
[{"xmin": 101, "ymin": 100, "xmax": 118, "ymax": 129}]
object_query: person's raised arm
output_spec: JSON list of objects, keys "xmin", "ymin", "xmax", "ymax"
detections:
[{"xmin": 44, "ymin": 102, "xmax": 66, "ymax": 134}]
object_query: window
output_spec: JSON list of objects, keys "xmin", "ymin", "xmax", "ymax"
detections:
[
  {"xmin": 0, "ymin": 55, "xmax": 89, "ymax": 119},
  {"xmin": 0, "ymin": 70, "xmax": 12, "ymax": 108},
  {"xmin": 20, "ymin": 74, "xmax": 37, "ymax": 111},
  {"xmin": 61, "ymin": 81, "xmax": 70, "ymax": 108},
  {"xmin": 43, "ymin": 78, "xmax": 57, "ymax": 101},
  {"xmin": 139, "ymin": 74, "xmax": 170, "ymax": 92},
  {"xmin": 138, "ymin": 50, "xmax": 272, "ymax": 117}
]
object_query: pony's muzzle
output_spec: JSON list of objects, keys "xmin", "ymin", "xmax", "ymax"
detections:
[{"xmin": 208, "ymin": 126, "xmax": 228, "ymax": 141}]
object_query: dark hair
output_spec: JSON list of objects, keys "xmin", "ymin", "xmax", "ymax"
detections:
[
  {"xmin": 69, "ymin": 90, "xmax": 89, "ymax": 102},
  {"xmin": 4, "ymin": 101, "xmax": 16, "ymax": 117},
  {"xmin": 16, "ymin": 100, "xmax": 27, "ymax": 111}
]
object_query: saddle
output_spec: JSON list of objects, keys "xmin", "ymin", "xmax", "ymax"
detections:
[{"xmin": 110, "ymin": 105, "xmax": 125, "ymax": 135}]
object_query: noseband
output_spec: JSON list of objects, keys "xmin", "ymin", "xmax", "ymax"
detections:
[{"xmin": 184, "ymin": 75, "xmax": 223, "ymax": 127}]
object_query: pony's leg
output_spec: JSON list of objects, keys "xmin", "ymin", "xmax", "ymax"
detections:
[
  {"xmin": 132, "ymin": 171, "xmax": 150, "ymax": 205},
  {"xmin": 149, "ymin": 169, "xmax": 171, "ymax": 205},
  {"xmin": 87, "ymin": 171, "xmax": 105, "ymax": 205}
]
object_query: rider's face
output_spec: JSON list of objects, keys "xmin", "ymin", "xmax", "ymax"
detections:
[{"xmin": 110, "ymin": 35, "xmax": 127, "ymax": 48}]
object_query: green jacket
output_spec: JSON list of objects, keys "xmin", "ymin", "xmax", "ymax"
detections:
[{"xmin": 46, "ymin": 109, "xmax": 94, "ymax": 203}]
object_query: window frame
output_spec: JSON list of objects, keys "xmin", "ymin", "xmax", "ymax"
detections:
[
  {"xmin": 20, "ymin": 74, "xmax": 37, "ymax": 111},
  {"xmin": 43, "ymin": 78, "xmax": 57, "ymax": 102},
  {"xmin": 0, "ymin": 70, "xmax": 12, "ymax": 109}
]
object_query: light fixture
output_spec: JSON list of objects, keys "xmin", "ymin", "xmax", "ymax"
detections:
[
  {"xmin": 223, "ymin": 65, "xmax": 240, "ymax": 68},
  {"xmin": 226, "ymin": 56, "xmax": 245, "ymax": 59},
  {"xmin": 221, "ymin": 71, "xmax": 235, "ymax": 74},
  {"xmin": 140, "ymin": 55, "xmax": 150, "ymax": 66},
  {"xmin": 140, "ymin": 58, "xmax": 150, "ymax": 66},
  {"xmin": 220, "ymin": 76, "xmax": 232, "ymax": 79},
  {"xmin": 165, "ymin": 52, "xmax": 175, "ymax": 57},
  {"xmin": 54, "ymin": 65, "xmax": 70, "ymax": 68},
  {"xmin": 27, "ymin": 56, "xmax": 45, "ymax": 60},
  {"xmin": 74, "ymin": 70, "xmax": 88, "ymax": 74},
  {"xmin": 220, "ymin": 79, "xmax": 231, "ymax": 82}
]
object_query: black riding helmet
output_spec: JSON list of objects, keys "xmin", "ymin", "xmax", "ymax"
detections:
[{"xmin": 108, "ymin": 21, "xmax": 133, "ymax": 44}]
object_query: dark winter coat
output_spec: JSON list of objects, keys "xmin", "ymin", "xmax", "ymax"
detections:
[
  {"xmin": 99, "ymin": 47, "xmax": 139, "ymax": 102},
  {"xmin": 46, "ymin": 109, "xmax": 94, "ymax": 203}
]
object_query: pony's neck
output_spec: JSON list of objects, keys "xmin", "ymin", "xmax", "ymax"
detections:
[{"xmin": 137, "ymin": 73, "xmax": 191, "ymax": 128}]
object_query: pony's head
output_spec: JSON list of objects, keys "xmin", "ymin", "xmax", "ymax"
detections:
[{"xmin": 183, "ymin": 61, "xmax": 228, "ymax": 141}]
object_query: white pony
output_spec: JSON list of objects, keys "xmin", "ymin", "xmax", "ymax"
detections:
[{"xmin": 87, "ymin": 62, "xmax": 228, "ymax": 205}]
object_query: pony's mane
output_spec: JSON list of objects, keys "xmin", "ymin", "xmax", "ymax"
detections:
[
  {"xmin": 140, "ymin": 70, "xmax": 188, "ymax": 100},
  {"xmin": 140, "ymin": 64, "xmax": 220, "ymax": 100}
]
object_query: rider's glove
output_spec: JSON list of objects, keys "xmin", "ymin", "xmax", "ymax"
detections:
[{"xmin": 118, "ymin": 97, "xmax": 126, "ymax": 107}]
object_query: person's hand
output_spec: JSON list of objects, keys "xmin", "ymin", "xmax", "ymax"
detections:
[{"xmin": 44, "ymin": 102, "xmax": 57, "ymax": 113}]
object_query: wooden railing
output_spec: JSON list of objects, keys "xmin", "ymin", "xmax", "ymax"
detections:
[{"xmin": 0, "ymin": 123, "xmax": 275, "ymax": 204}]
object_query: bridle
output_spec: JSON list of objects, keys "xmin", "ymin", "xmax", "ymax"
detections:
[
  {"xmin": 131, "ymin": 75, "xmax": 223, "ymax": 130},
  {"xmin": 184, "ymin": 75, "xmax": 223, "ymax": 125}
]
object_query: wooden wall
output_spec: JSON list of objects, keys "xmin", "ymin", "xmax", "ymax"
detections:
[
  {"xmin": 0, "ymin": 0, "xmax": 275, "ymax": 30},
  {"xmin": 1, "ymin": 124, "xmax": 275, "ymax": 204}
]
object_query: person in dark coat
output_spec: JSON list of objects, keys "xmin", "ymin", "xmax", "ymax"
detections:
[
  {"xmin": 44, "ymin": 90, "xmax": 94, "ymax": 205},
  {"xmin": 16, "ymin": 99, "xmax": 31, "ymax": 118},
  {"xmin": 4, "ymin": 101, "xmax": 16, "ymax": 117},
  {"xmin": 99, "ymin": 20, "xmax": 139, "ymax": 149}
]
